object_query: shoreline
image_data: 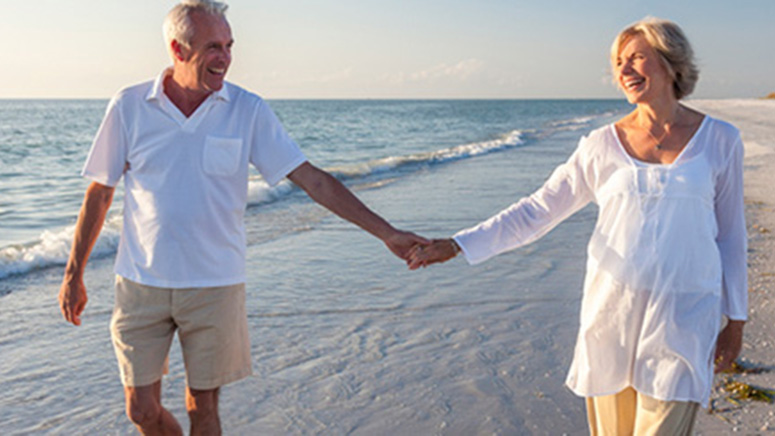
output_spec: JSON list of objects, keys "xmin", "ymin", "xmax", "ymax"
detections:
[{"xmin": 686, "ymin": 99, "xmax": 775, "ymax": 433}]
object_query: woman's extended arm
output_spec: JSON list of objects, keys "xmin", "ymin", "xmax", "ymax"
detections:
[{"xmin": 409, "ymin": 139, "xmax": 596, "ymax": 269}]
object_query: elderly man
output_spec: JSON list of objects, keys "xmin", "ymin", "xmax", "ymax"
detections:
[{"xmin": 58, "ymin": 1, "xmax": 426, "ymax": 434}]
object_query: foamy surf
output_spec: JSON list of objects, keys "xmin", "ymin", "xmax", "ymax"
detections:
[
  {"xmin": 0, "ymin": 215, "xmax": 122, "ymax": 281},
  {"xmin": 0, "ymin": 130, "xmax": 524, "ymax": 281},
  {"xmin": 547, "ymin": 112, "xmax": 615, "ymax": 132},
  {"xmin": 247, "ymin": 130, "xmax": 525, "ymax": 204}
]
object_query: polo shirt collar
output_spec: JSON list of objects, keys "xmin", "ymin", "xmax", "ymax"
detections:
[{"xmin": 146, "ymin": 67, "xmax": 231, "ymax": 103}]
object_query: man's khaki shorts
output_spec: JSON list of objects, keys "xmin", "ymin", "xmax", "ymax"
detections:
[{"xmin": 110, "ymin": 276, "xmax": 252, "ymax": 390}]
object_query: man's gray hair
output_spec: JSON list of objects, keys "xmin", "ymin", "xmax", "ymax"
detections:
[{"xmin": 163, "ymin": 0, "xmax": 229, "ymax": 52}]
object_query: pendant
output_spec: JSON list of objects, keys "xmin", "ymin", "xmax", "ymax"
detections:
[{"xmin": 656, "ymin": 144, "xmax": 663, "ymax": 150}]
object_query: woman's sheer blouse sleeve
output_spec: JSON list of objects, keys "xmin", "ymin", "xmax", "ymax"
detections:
[
  {"xmin": 453, "ymin": 138, "xmax": 595, "ymax": 265},
  {"xmin": 715, "ymin": 136, "xmax": 748, "ymax": 321}
]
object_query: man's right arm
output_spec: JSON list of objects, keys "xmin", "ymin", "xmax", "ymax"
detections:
[{"xmin": 59, "ymin": 181, "xmax": 115, "ymax": 326}]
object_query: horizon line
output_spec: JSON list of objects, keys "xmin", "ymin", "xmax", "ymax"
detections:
[{"xmin": 0, "ymin": 96, "xmax": 764, "ymax": 102}]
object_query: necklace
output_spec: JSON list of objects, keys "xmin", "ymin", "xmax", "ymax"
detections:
[
  {"xmin": 640, "ymin": 106, "xmax": 681, "ymax": 150},
  {"xmin": 644, "ymin": 126, "xmax": 668, "ymax": 150}
]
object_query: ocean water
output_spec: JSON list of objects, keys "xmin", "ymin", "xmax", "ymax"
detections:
[{"xmin": 0, "ymin": 99, "xmax": 631, "ymax": 434}]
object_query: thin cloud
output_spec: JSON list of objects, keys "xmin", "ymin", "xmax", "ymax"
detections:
[
  {"xmin": 380, "ymin": 59, "xmax": 485, "ymax": 85},
  {"xmin": 306, "ymin": 68, "xmax": 354, "ymax": 84},
  {"xmin": 254, "ymin": 68, "xmax": 354, "ymax": 86}
]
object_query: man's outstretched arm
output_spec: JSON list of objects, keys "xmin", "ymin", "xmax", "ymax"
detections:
[
  {"xmin": 287, "ymin": 162, "xmax": 428, "ymax": 260},
  {"xmin": 59, "ymin": 181, "xmax": 115, "ymax": 326}
]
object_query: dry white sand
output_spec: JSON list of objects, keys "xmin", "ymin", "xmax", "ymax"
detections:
[{"xmin": 687, "ymin": 99, "xmax": 775, "ymax": 434}]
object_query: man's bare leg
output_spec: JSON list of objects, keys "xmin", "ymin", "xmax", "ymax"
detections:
[
  {"xmin": 124, "ymin": 381, "xmax": 183, "ymax": 436},
  {"xmin": 186, "ymin": 387, "xmax": 221, "ymax": 436}
]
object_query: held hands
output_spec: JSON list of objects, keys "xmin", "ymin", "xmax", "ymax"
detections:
[
  {"xmin": 407, "ymin": 238, "xmax": 460, "ymax": 270},
  {"xmin": 383, "ymin": 230, "xmax": 431, "ymax": 261},
  {"xmin": 59, "ymin": 276, "xmax": 88, "ymax": 326},
  {"xmin": 714, "ymin": 320, "xmax": 745, "ymax": 373}
]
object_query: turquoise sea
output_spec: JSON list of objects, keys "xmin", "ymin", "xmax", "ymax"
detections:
[{"xmin": 0, "ymin": 99, "xmax": 632, "ymax": 434}]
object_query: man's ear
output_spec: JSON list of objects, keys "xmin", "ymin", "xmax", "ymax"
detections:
[{"xmin": 171, "ymin": 40, "xmax": 186, "ymax": 62}]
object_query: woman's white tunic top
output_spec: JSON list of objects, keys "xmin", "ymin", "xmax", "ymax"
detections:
[{"xmin": 454, "ymin": 116, "xmax": 747, "ymax": 406}]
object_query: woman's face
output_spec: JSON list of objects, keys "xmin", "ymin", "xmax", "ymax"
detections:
[{"xmin": 614, "ymin": 34, "xmax": 674, "ymax": 104}]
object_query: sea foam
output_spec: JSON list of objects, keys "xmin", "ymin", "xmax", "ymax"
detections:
[
  {"xmin": 547, "ymin": 112, "xmax": 615, "ymax": 132},
  {"xmin": 0, "ymin": 215, "xmax": 121, "ymax": 280},
  {"xmin": 1, "ymin": 130, "xmax": 524, "ymax": 280},
  {"xmin": 246, "ymin": 129, "xmax": 525, "ymax": 205}
]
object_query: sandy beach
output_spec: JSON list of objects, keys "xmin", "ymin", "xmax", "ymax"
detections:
[{"xmin": 688, "ymin": 98, "xmax": 775, "ymax": 434}]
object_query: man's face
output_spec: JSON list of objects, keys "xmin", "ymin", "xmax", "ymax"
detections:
[{"xmin": 178, "ymin": 11, "xmax": 233, "ymax": 93}]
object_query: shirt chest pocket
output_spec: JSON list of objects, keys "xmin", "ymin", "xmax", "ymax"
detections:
[{"xmin": 203, "ymin": 136, "xmax": 243, "ymax": 176}]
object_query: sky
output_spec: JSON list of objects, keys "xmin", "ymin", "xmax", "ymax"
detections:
[{"xmin": 1, "ymin": 0, "xmax": 773, "ymax": 99}]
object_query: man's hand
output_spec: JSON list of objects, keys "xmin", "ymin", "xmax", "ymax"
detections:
[
  {"xmin": 407, "ymin": 238, "xmax": 460, "ymax": 270},
  {"xmin": 59, "ymin": 277, "xmax": 88, "ymax": 326},
  {"xmin": 714, "ymin": 320, "xmax": 745, "ymax": 373},
  {"xmin": 384, "ymin": 230, "xmax": 430, "ymax": 261}
]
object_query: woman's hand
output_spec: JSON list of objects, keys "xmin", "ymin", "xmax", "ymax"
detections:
[
  {"xmin": 383, "ymin": 229, "xmax": 431, "ymax": 261},
  {"xmin": 407, "ymin": 238, "xmax": 460, "ymax": 270},
  {"xmin": 714, "ymin": 320, "xmax": 745, "ymax": 373}
]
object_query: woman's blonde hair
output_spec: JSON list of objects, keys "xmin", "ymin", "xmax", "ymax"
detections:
[{"xmin": 610, "ymin": 17, "xmax": 699, "ymax": 100}]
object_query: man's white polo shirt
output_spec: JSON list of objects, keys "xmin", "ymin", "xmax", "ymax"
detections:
[{"xmin": 82, "ymin": 68, "xmax": 307, "ymax": 288}]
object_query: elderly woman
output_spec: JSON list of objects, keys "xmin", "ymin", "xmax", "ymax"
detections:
[{"xmin": 409, "ymin": 17, "xmax": 747, "ymax": 435}]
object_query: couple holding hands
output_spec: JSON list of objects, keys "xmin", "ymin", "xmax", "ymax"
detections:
[{"xmin": 59, "ymin": 1, "xmax": 745, "ymax": 434}]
